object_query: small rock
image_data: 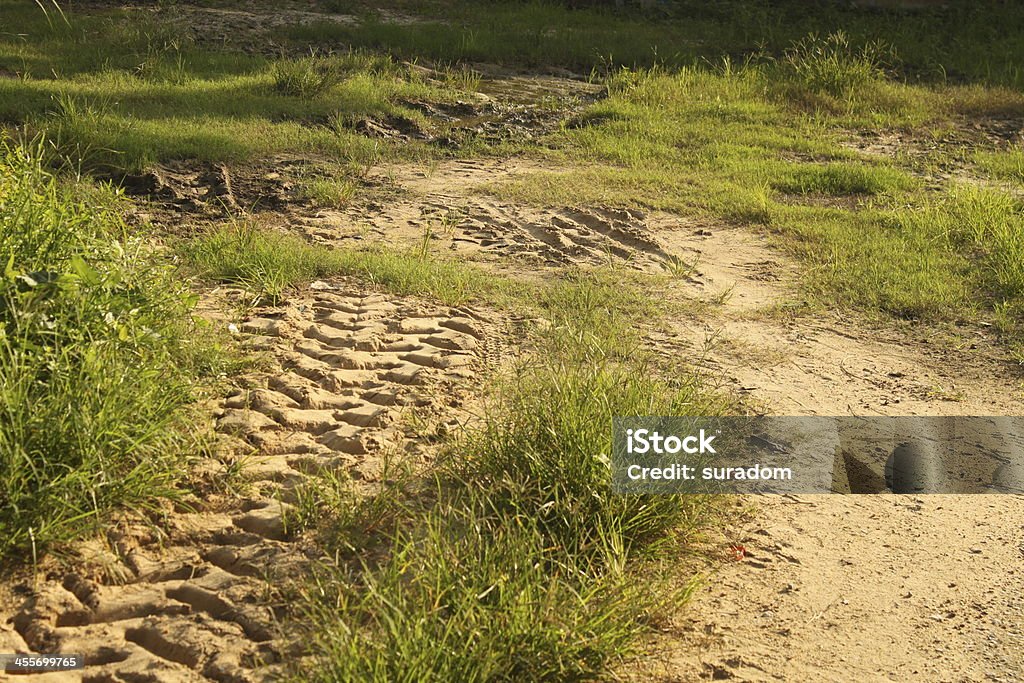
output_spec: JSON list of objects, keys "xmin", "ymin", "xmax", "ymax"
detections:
[{"xmin": 233, "ymin": 500, "xmax": 293, "ymax": 541}]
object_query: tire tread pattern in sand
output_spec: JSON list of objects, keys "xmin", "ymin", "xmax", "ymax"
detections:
[
  {"xmin": 447, "ymin": 203, "xmax": 673, "ymax": 270},
  {"xmin": 4, "ymin": 282, "xmax": 493, "ymax": 683}
]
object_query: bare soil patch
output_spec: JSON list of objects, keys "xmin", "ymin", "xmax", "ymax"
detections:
[
  {"xmin": 2, "ymin": 282, "xmax": 503, "ymax": 682},
  {"xmin": 628, "ymin": 212, "xmax": 1024, "ymax": 682}
]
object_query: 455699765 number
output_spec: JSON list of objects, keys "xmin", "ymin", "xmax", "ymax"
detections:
[{"xmin": 1, "ymin": 653, "xmax": 85, "ymax": 672}]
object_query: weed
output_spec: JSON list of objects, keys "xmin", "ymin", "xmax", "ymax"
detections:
[
  {"xmin": 296, "ymin": 270, "xmax": 726, "ymax": 680},
  {"xmin": 975, "ymin": 147, "xmax": 1024, "ymax": 187},
  {"xmin": 438, "ymin": 63, "xmax": 482, "ymax": 92},
  {"xmin": 271, "ymin": 55, "xmax": 342, "ymax": 98},
  {"xmin": 771, "ymin": 162, "xmax": 915, "ymax": 196},
  {"xmin": 902, "ymin": 187, "xmax": 1024, "ymax": 303},
  {"xmin": 284, "ymin": 468, "xmax": 352, "ymax": 537},
  {"xmin": 302, "ymin": 493, "xmax": 674, "ymax": 682},
  {"xmin": 662, "ymin": 253, "xmax": 698, "ymax": 278},
  {"xmin": 0, "ymin": 138, "xmax": 211, "ymax": 559},
  {"xmin": 455, "ymin": 338, "xmax": 712, "ymax": 559},
  {"xmin": 781, "ymin": 31, "xmax": 893, "ymax": 98},
  {"xmin": 299, "ymin": 176, "xmax": 358, "ymax": 208},
  {"xmin": 179, "ymin": 223, "xmax": 515, "ymax": 307}
]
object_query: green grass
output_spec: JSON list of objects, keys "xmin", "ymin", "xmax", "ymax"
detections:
[
  {"xmin": 974, "ymin": 147, "xmax": 1024, "ymax": 187},
  {"xmin": 294, "ymin": 271, "xmax": 730, "ymax": 681},
  {"xmin": 0, "ymin": 4, "xmax": 475, "ymax": 172},
  {"xmin": 771, "ymin": 162, "xmax": 916, "ymax": 196},
  {"xmin": 454, "ymin": 272, "xmax": 730, "ymax": 557},
  {"xmin": 7, "ymin": 0, "xmax": 1024, "ymax": 175},
  {"xmin": 298, "ymin": 175, "xmax": 359, "ymax": 207},
  {"xmin": 283, "ymin": 0, "xmax": 1024, "ymax": 88},
  {"xmin": 8, "ymin": 66, "xmax": 445, "ymax": 171},
  {"xmin": 483, "ymin": 59, "xmax": 1024, "ymax": 336},
  {"xmin": 0, "ymin": 138, "xmax": 219, "ymax": 560},
  {"xmin": 179, "ymin": 223, "xmax": 517, "ymax": 307},
  {"xmin": 305, "ymin": 494, "xmax": 667, "ymax": 682},
  {"xmin": 904, "ymin": 188, "xmax": 1024, "ymax": 305},
  {"xmin": 780, "ymin": 30, "xmax": 893, "ymax": 98},
  {"xmin": 271, "ymin": 55, "xmax": 345, "ymax": 99}
]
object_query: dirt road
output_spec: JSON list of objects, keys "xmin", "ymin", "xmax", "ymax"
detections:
[
  {"xmin": 302, "ymin": 158, "xmax": 1024, "ymax": 682},
  {"xmin": 641, "ymin": 217, "xmax": 1024, "ymax": 682},
  {"xmin": 3, "ymin": 142, "xmax": 1022, "ymax": 681},
  {"xmin": 303, "ymin": 157, "xmax": 1024, "ymax": 681}
]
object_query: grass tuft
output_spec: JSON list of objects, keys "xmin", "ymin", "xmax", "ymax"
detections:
[
  {"xmin": 271, "ymin": 55, "xmax": 342, "ymax": 98},
  {"xmin": 294, "ymin": 271, "xmax": 727, "ymax": 681},
  {"xmin": 298, "ymin": 176, "xmax": 358, "ymax": 208},
  {"xmin": 781, "ymin": 31, "xmax": 893, "ymax": 98},
  {"xmin": 0, "ymin": 138, "xmax": 211, "ymax": 559},
  {"xmin": 179, "ymin": 223, "xmax": 513, "ymax": 307}
]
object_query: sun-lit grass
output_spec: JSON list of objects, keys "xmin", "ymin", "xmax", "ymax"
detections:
[
  {"xmin": 293, "ymin": 270, "xmax": 729, "ymax": 681},
  {"xmin": 974, "ymin": 147, "xmax": 1024, "ymax": 187},
  {"xmin": 0, "ymin": 138, "xmax": 225, "ymax": 560},
  {"xmin": 179, "ymin": 223, "xmax": 516, "ymax": 307},
  {"xmin": 298, "ymin": 175, "xmax": 359, "ymax": 208},
  {"xmin": 304, "ymin": 493, "xmax": 677, "ymax": 682},
  {"xmin": 271, "ymin": 55, "xmax": 343, "ymax": 98},
  {"xmin": 769, "ymin": 162, "xmax": 916, "ymax": 195},
  {"xmin": 286, "ymin": 0, "xmax": 1024, "ymax": 89},
  {"xmin": 483, "ymin": 57, "xmax": 1024, "ymax": 335},
  {"xmin": 2, "ymin": 66, "xmax": 453, "ymax": 170},
  {"xmin": 0, "ymin": 6, "xmax": 476, "ymax": 172},
  {"xmin": 780, "ymin": 30, "xmax": 892, "ymax": 98}
]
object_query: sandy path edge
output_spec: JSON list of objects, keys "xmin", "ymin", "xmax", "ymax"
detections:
[{"xmin": 635, "ymin": 221, "xmax": 1024, "ymax": 682}]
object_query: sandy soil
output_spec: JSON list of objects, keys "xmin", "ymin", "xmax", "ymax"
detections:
[
  {"xmin": 651, "ymin": 495, "xmax": 1024, "ymax": 682},
  {"xmin": 635, "ymin": 215, "xmax": 1024, "ymax": 682},
  {"xmin": 1, "ymin": 285, "xmax": 504, "ymax": 681},
  {"xmin": 3, "ymin": 108, "xmax": 1023, "ymax": 679}
]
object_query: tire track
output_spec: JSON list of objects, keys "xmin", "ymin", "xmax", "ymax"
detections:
[
  {"xmin": 450, "ymin": 203, "xmax": 674, "ymax": 269},
  {"xmin": 5, "ymin": 282, "xmax": 494, "ymax": 682}
]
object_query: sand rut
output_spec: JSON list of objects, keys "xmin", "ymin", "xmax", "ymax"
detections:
[
  {"xmin": 5, "ymin": 283, "xmax": 495, "ymax": 682},
  {"xmin": 445, "ymin": 203, "xmax": 673, "ymax": 269}
]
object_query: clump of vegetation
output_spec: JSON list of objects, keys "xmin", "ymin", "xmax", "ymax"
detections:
[
  {"xmin": 771, "ymin": 162, "xmax": 916, "ymax": 196},
  {"xmin": 179, "ymin": 223, "xmax": 512, "ymax": 306},
  {"xmin": 975, "ymin": 147, "xmax": 1024, "ymax": 186},
  {"xmin": 293, "ymin": 271, "xmax": 728, "ymax": 681},
  {"xmin": 905, "ymin": 187, "xmax": 1024, "ymax": 304},
  {"xmin": 0, "ymin": 10, "xmax": 465, "ymax": 173},
  {"xmin": 456, "ymin": 295, "xmax": 716, "ymax": 557},
  {"xmin": 306, "ymin": 495, "xmax": 662, "ymax": 682},
  {"xmin": 438, "ymin": 63, "xmax": 483, "ymax": 92},
  {"xmin": 0, "ymin": 139, "xmax": 211, "ymax": 559},
  {"xmin": 299, "ymin": 176, "xmax": 358, "ymax": 208},
  {"xmin": 271, "ymin": 51, "xmax": 415, "ymax": 99},
  {"xmin": 271, "ymin": 55, "xmax": 343, "ymax": 98},
  {"xmin": 781, "ymin": 31, "xmax": 893, "ymax": 98}
]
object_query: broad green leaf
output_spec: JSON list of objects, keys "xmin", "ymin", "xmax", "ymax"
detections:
[{"xmin": 70, "ymin": 255, "xmax": 102, "ymax": 286}]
